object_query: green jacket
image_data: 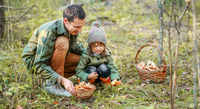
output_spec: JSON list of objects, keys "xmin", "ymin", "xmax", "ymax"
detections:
[
  {"xmin": 76, "ymin": 48, "xmax": 120, "ymax": 82},
  {"xmin": 22, "ymin": 18, "xmax": 85, "ymax": 85}
]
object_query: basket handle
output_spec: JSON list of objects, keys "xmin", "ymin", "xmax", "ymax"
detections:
[{"xmin": 135, "ymin": 44, "xmax": 167, "ymax": 66}]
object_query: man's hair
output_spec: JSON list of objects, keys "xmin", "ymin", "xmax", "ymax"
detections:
[{"xmin": 63, "ymin": 4, "xmax": 86, "ymax": 22}]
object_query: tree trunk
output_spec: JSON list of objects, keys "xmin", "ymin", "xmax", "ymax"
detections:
[
  {"xmin": 192, "ymin": 0, "xmax": 198, "ymax": 108},
  {"xmin": 0, "ymin": 0, "xmax": 5, "ymax": 42},
  {"xmin": 157, "ymin": 0, "xmax": 164, "ymax": 65},
  {"xmin": 171, "ymin": 2, "xmax": 190, "ymax": 108},
  {"xmin": 166, "ymin": 0, "xmax": 175, "ymax": 108},
  {"xmin": 172, "ymin": 32, "xmax": 180, "ymax": 109}
]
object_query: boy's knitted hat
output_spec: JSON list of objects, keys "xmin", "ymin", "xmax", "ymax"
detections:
[{"xmin": 87, "ymin": 21, "xmax": 107, "ymax": 46}]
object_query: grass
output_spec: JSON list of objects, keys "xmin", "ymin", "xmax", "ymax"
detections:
[{"xmin": 0, "ymin": 0, "xmax": 199, "ymax": 108}]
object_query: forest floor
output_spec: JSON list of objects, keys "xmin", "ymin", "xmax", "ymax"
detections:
[{"xmin": 0, "ymin": 0, "xmax": 198, "ymax": 108}]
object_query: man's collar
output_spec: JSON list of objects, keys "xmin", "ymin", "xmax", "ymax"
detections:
[{"xmin": 57, "ymin": 18, "xmax": 69, "ymax": 36}]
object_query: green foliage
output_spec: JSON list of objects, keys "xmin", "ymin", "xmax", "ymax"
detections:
[
  {"xmin": 0, "ymin": 0, "xmax": 199, "ymax": 108},
  {"xmin": 4, "ymin": 0, "xmax": 64, "ymax": 45},
  {"xmin": 164, "ymin": 0, "xmax": 185, "ymax": 7}
]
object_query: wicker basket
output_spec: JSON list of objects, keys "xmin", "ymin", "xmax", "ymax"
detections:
[
  {"xmin": 135, "ymin": 44, "xmax": 167, "ymax": 83},
  {"xmin": 75, "ymin": 84, "xmax": 96, "ymax": 99}
]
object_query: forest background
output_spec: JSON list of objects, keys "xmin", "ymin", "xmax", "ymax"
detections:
[{"xmin": 0, "ymin": 0, "xmax": 200, "ymax": 108}]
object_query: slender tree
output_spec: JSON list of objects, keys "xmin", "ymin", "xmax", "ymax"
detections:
[
  {"xmin": 165, "ymin": 0, "xmax": 190, "ymax": 108},
  {"xmin": 165, "ymin": 0, "xmax": 174, "ymax": 108},
  {"xmin": 0, "ymin": 0, "xmax": 5, "ymax": 41},
  {"xmin": 157, "ymin": 0, "xmax": 164, "ymax": 65},
  {"xmin": 172, "ymin": 1, "xmax": 190, "ymax": 109},
  {"xmin": 6, "ymin": 0, "xmax": 13, "ymax": 50},
  {"xmin": 192, "ymin": 0, "xmax": 198, "ymax": 108}
]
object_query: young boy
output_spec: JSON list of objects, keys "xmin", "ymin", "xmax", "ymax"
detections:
[{"xmin": 76, "ymin": 22, "xmax": 120, "ymax": 84}]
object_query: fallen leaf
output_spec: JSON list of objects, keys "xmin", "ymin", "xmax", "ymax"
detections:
[
  {"xmin": 118, "ymin": 87, "xmax": 123, "ymax": 90},
  {"xmin": 141, "ymin": 83, "xmax": 145, "ymax": 87},
  {"xmin": 189, "ymin": 103, "xmax": 194, "ymax": 108},
  {"xmin": 28, "ymin": 100, "xmax": 35, "ymax": 104},
  {"xmin": 185, "ymin": 87, "xmax": 191, "ymax": 91},
  {"xmin": 147, "ymin": 104, "xmax": 154, "ymax": 109},
  {"xmin": 17, "ymin": 105, "xmax": 23, "ymax": 109},
  {"xmin": 0, "ymin": 84, "xmax": 2, "ymax": 91},
  {"xmin": 3, "ymin": 91, "xmax": 12, "ymax": 96},
  {"xmin": 100, "ymin": 105, "xmax": 105, "ymax": 108},
  {"xmin": 108, "ymin": 100, "xmax": 121, "ymax": 105},
  {"xmin": 52, "ymin": 101, "xmax": 58, "ymax": 104},
  {"xmin": 121, "ymin": 96, "xmax": 126, "ymax": 99}
]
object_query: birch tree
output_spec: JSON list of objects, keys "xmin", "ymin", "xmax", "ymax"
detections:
[
  {"xmin": 157, "ymin": 0, "xmax": 164, "ymax": 65},
  {"xmin": 192, "ymin": 0, "xmax": 198, "ymax": 108}
]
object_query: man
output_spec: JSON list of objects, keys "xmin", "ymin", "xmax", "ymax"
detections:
[{"xmin": 22, "ymin": 4, "xmax": 86, "ymax": 97}]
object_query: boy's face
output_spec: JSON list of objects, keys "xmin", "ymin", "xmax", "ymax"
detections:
[
  {"xmin": 91, "ymin": 42, "xmax": 105, "ymax": 54},
  {"xmin": 64, "ymin": 17, "xmax": 86, "ymax": 35}
]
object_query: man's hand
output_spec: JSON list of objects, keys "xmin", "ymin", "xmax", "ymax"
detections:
[
  {"xmin": 87, "ymin": 72, "xmax": 98, "ymax": 80},
  {"xmin": 61, "ymin": 78, "xmax": 77, "ymax": 96}
]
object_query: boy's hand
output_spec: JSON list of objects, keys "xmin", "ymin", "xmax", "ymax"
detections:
[{"xmin": 88, "ymin": 72, "xmax": 98, "ymax": 80}]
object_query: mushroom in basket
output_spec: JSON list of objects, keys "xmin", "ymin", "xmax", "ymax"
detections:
[
  {"xmin": 137, "ymin": 60, "xmax": 159, "ymax": 72},
  {"xmin": 75, "ymin": 78, "xmax": 96, "ymax": 99}
]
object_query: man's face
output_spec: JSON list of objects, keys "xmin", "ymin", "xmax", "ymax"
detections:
[{"xmin": 64, "ymin": 17, "xmax": 86, "ymax": 35}]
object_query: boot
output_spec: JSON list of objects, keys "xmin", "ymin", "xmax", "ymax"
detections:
[{"xmin": 43, "ymin": 80, "xmax": 72, "ymax": 97}]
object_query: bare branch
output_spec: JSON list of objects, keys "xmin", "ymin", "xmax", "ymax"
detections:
[
  {"xmin": 177, "ymin": 2, "xmax": 190, "ymax": 24},
  {"xmin": 13, "ymin": 5, "xmax": 35, "ymax": 23},
  {"xmin": 174, "ymin": 12, "xmax": 180, "ymax": 34},
  {"xmin": 163, "ymin": 9, "xmax": 170, "ymax": 17},
  {"xmin": 140, "ymin": 0, "xmax": 158, "ymax": 16},
  {"xmin": 0, "ymin": 5, "xmax": 17, "ymax": 10},
  {"xmin": 167, "ymin": 0, "xmax": 174, "ymax": 31}
]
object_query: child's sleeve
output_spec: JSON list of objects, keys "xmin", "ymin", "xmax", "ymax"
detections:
[
  {"xmin": 75, "ymin": 53, "xmax": 90, "ymax": 82},
  {"xmin": 107, "ymin": 56, "xmax": 120, "ymax": 80}
]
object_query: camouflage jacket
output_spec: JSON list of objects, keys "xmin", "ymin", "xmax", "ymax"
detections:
[
  {"xmin": 75, "ymin": 48, "xmax": 120, "ymax": 82},
  {"xmin": 22, "ymin": 18, "xmax": 85, "ymax": 85}
]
